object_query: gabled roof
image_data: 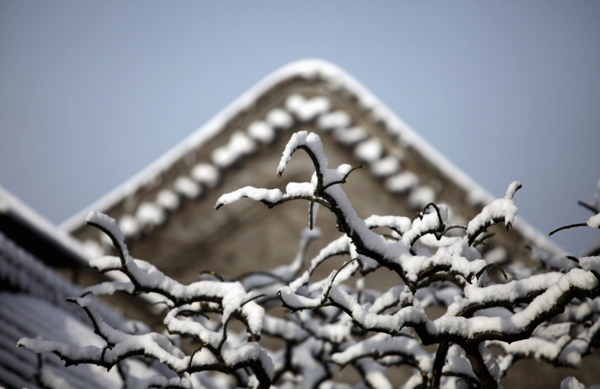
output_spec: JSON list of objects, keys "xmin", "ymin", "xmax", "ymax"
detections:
[{"xmin": 61, "ymin": 59, "xmax": 563, "ymax": 256}]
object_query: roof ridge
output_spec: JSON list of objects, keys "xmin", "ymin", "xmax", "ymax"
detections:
[
  {"xmin": 59, "ymin": 59, "xmax": 565, "ymax": 256},
  {"xmin": 60, "ymin": 59, "xmax": 338, "ymax": 232}
]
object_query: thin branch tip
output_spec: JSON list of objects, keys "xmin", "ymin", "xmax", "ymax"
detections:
[{"xmin": 548, "ymin": 223, "xmax": 588, "ymax": 236}]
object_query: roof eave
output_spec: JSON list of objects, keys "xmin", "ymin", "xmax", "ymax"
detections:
[{"xmin": 0, "ymin": 186, "xmax": 90, "ymax": 267}]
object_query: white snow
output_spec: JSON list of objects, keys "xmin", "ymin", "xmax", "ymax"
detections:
[
  {"xmin": 286, "ymin": 182, "xmax": 315, "ymax": 197},
  {"xmin": 578, "ymin": 255, "xmax": 600, "ymax": 274},
  {"xmin": 447, "ymin": 272, "xmax": 563, "ymax": 316},
  {"xmin": 478, "ymin": 343, "xmax": 500, "ymax": 383},
  {"xmin": 276, "ymin": 131, "xmax": 329, "ymax": 178},
  {"xmin": 215, "ymin": 187, "xmax": 283, "ymax": 209},
  {"xmin": 155, "ymin": 189, "xmax": 180, "ymax": 211},
  {"xmin": 466, "ymin": 181, "xmax": 521, "ymax": 238},
  {"xmin": 386, "ymin": 172, "xmax": 419, "ymax": 194},
  {"xmin": 163, "ymin": 305, "xmax": 223, "ymax": 347},
  {"xmin": 334, "ymin": 126, "xmax": 368, "ymax": 146},
  {"xmin": 354, "ymin": 358, "xmax": 392, "ymax": 389},
  {"xmin": 211, "ymin": 131, "xmax": 256, "ymax": 169},
  {"xmin": 365, "ymin": 215, "xmax": 412, "ymax": 235},
  {"xmin": 81, "ymin": 239, "xmax": 104, "ymax": 258},
  {"xmin": 491, "ymin": 335, "xmax": 570, "ymax": 365},
  {"xmin": 118, "ymin": 215, "xmax": 140, "ymax": 239},
  {"xmin": 262, "ymin": 315, "xmax": 308, "ymax": 342},
  {"xmin": 317, "ymin": 110, "xmax": 352, "ymax": 132},
  {"xmin": 82, "ymin": 281, "xmax": 135, "ymax": 297},
  {"xmin": 505, "ymin": 181, "xmax": 522, "ymax": 199},
  {"xmin": 443, "ymin": 344, "xmax": 477, "ymax": 382},
  {"xmin": 89, "ymin": 256, "xmax": 122, "ymax": 272},
  {"xmin": 285, "ymin": 94, "xmax": 331, "ymax": 122},
  {"xmin": 248, "ymin": 121, "xmax": 276, "ymax": 144},
  {"xmin": 265, "ymin": 108, "xmax": 294, "ymax": 130},
  {"xmin": 401, "ymin": 205, "xmax": 448, "ymax": 247},
  {"xmin": 190, "ymin": 163, "xmax": 220, "ymax": 189},
  {"xmin": 371, "ymin": 156, "xmax": 400, "ymax": 178},
  {"xmin": 331, "ymin": 333, "xmax": 432, "ymax": 373},
  {"xmin": 135, "ymin": 202, "xmax": 166, "ymax": 228},
  {"xmin": 483, "ymin": 247, "xmax": 507, "ymax": 264},
  {"xmin": 587, "ymin": 212, "xmax": 600, "ymax": 229},
  {"xmin": 86, "ymin": 212, "xmax": 128, "ymax": 255},
  {"xmin": 354, "ymin": 138, "xmax": 383, "ymax": 163},
  {"xmin": 174, "ymin": 176, "xmax": 202, "ymax": 199},
  {"xmin": 288, "ymin": 236, "xmax": 350, "ymax": 292},
  {"xmin": 408, "ymin": 186, "xmax": 436, "ymax": 210},
  {"xmin": 561, "ymin": 377, "xmax": 586, "ymax": 389}
]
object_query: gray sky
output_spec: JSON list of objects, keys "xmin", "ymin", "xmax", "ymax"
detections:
[{"xmin": 1, "ymin": 1, "xmax": 599, "ymax": 253}]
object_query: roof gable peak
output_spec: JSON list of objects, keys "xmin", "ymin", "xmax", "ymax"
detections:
[{"xmin": 61, "ymin": 59, "xmax": 563, "ymax": 257}]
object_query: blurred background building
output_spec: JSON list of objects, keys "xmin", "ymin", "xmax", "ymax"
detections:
[
  {"xmin": 2, "ymin": 2, "xmax": 600, "ymax": 388},
  {"xmin": 70, "ymin": 62, "xmax": 600, "ymax": 388},
  {"xmin": 1, "ymin": 1, "xmax": 600, "ymax": 254},
  {"xmin": 3, "ymin": 60, "xmax": 595, "ymax": 388},
  {"xmin": 64, "ymin": 59, "xmax": 561, "ymax": 298}
]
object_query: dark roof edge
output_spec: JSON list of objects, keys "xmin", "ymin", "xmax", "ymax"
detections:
[{"xmin": 0, "ymin": 186, "xmax": 90, "ymax": 267}]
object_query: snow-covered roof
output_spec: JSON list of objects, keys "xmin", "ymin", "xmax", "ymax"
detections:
[
  {"xmin": 1, "ymin": 290, "xmax": 160, "ymax": 388},
  {"xmin": 0, "ymin": 228, "xmax": 129, "ymax": 388},
  {"xmin": 0, "ymin": 186, "xmax": 135, "ymax": 387},
  {"xmin": 0, "ymin": 292, "xmax": 122, "ymax": 389},
  {"xmin": 60, "ymin": 59, "xmax": 564, "ymax": 256},
  {"xmin": 0, "ymin": 185, "xmax": 91, "ymax": 266},
  {"xmin": 0, "ymin": 229, "xmax": 122, "ymax": 324}
]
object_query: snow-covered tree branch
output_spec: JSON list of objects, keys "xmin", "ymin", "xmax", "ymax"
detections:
[{"xmin": 18, "ymin": 131, "xmax": 600, "ymax": 388}]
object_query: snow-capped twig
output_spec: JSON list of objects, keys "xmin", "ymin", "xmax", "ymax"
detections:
[
  {"xmin": 466, "ymin": 181, "xmax": 521, "ymax": 246},
  {"xmin": 18, "ymin": 297, "xmax": 274, "ymax": 387}
]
